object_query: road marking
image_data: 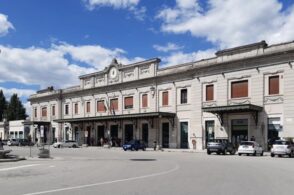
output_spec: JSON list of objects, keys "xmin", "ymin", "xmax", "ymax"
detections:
[
  {"xmin": 23, "ymin": 164, "xmax": 180, "ymax": 195},
  {"xmin": 0, "ymin": 164, "xmax": 41, "ymax": 172}
]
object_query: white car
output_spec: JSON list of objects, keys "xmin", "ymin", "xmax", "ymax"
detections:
[
  {"xmin": 238, "ymin": 141, "xmax": 263, "ymax": 156},
  {"xmin": 53, "ymin": 140, "xmax": 79, "ymax": 148},
  {"xmin": 271, "ymin": 140, "xmax": 294, "ymax": 158}
]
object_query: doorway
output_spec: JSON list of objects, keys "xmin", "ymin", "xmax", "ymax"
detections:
[
  {"xmin": 205, "ymin": 120, "xmax": 215, "ymax": 148},
  {"xmin": 97, "ymin": 125, "xmax": 105, "ymax": 146},
  {"xmin": 142, "ymin": 123, "xmax": 148, "ymax": 145},
  {"xmin": 180, "ymin": 122, "xmax": 188, "ymax": 149},
  {"xmin": 231, "ymin": 119, "xmax": 248, "ymax": 148},
  {"xmin": 162, "ymin": 123, "xmax": 169, "ymax": 148},
  {"xmin": 124, "ymin": 124, "xmax": 133, "ymax": 143}
]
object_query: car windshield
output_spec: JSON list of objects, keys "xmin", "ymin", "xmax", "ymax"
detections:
[
  {"xmin": 274, "ymin": 140, "xmax": 290, "ymax": 145},
  {"xmin": 240, "ymin": 142, "xmax": 254, "ymax": 146}
]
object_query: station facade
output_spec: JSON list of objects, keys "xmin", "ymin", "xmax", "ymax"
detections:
[{"xmin": 29, "ymin": 41, "xmax": 294, "ymax": 150}]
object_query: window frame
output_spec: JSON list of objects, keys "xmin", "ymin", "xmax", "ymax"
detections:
[
  {"xmin": 74, "ymin": 103, "xmax": 79, "ymax": 115},
  {"xmin": 162, "ymin": 91, "xmax": 169, "ymax": 106},
  {"xmin": 41, "ymin": 107, "xmax": 47, "ymax": 117},
  {"xmin": 86, "ymin": 102, "xmax": 91, "ymax": 113},
  {"xmin": 124, "ymin": 96, "xmax": 134, "ymax": 109},
  {"xmin": 97, "ymin": 100, "xmax": 106, "ymax": 112},
  {"xmin": 110, "ymin": 98, "xmax": 118, "ymax": 111},
  {"xmin": 205, "ymin": 84, "xmax": 214, "ymax": 101},
  {"xmin": 65, "ymin": 104, "xmax": 69, "ymax": 115},
  {"xmin": 268, "ymin": 75, "xmax": 280, "ymax": 95},
  {"xmin": 180, "ymin": 88, "xmax": 188, "ymax": 104},
  {"xmin": 142, "ymin": 94, "xmax": 148, "ymax": 108},
  {"xmin": 230, "ymin": 79, "xmax": 249, "ymax": 99}
]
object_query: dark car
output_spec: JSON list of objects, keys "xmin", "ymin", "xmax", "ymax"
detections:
[
  {"xmin": 19, "ymin": 139, "xmax": 34, "ymax": 146},
  {"xmin": 1, "ymin": 140, "xmax": 8, "ymax": 145},
  {"xmin": 122, "ymin": 140, "xmax": 146, "ymax": 151},
  {"xmin": 207, "ymin": 139, "xmax": 236, "ymax": 155}
]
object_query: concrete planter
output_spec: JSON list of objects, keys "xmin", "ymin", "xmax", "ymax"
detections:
[{"xmin": 38, "ymin": 148, "xmax": 50, "ymax": 158}]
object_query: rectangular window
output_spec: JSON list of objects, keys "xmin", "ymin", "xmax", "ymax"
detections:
[
  {"xmin": 124, "ymin": 96, "xmax": 133, "ymax": 109},
  {"xmin": 41, "ymin": 107, "xmax": 47, "ymax": 117},
  {"xmin": 162, "ymin": 91, "xmax": 169, "ymax": 106},
  {"xmin": 231, "ymin": 80, "xmax": 248, "ymax": 98},
  {"xmin": 52, "ymin": 105, "xmax": 55, "ymax": 116},
  {"xmin": 142, "ymin": 94, "xmax": 148, "ymax": 108},
  {"xmin": 206, "ymin": 85, "xmax": 214, "ymax": 101},
  {"xmin": 269, "ymin": 75, "xmax": 279, "ymax": 95},
  {"xmin": 97, "ymin": 100, "xmax": 106, "ymax": 112},
  {"xmin": 74, "ymin": 103, "xmax": 78, "ymax": 114},
  {"xmin": 110, "ymin": 99, "xmax": 118, "ymax": 111},
  {"xmin": 65, "ymin": 105, "xmax": 69, "ymax": 115},
  {"xmin": 34, "ymin": 108, "xmax": 37, "ymax": 118},
  {"xmin": 180, "ymin": 89, "xmax": 187, "ymax": 104},
  {"xmin": 86, "ymin": 102, "xmax": 91, "ymax": 113}
]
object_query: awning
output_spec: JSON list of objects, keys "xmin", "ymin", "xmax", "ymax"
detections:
[
  {"xmin": 202, "ymin": 104, "xmax": 263, "ymax": 125},
  {"xmin": 23, "ymin": 121, "xmax": 51, "ymax": 126},
  {"xmin": 53, "ymin": 112, "xmax": 176, "ymax": 127}
]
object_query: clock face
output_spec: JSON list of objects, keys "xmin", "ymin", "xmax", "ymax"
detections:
[{"xmin": 109, "ymin": 67, "xmax": 118, "ymax": 79}]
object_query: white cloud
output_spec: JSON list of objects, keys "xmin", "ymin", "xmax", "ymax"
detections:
[
  {"xmin": 0, "ymin": 13, "xmax": 14, "ymax": 36},
  {"xmin": 157, "ymin": 0, "xmax": 294, "ymax": 48},
  {"xmin": 161, "ymin": 49, "xmax": 215, "ymax": 67},
  {"xmin": 153, "ymin": 42, "xmax": 184, "ymax": 52},
  {"xmin": 84, "ymin": 0, "xmax": 140, "ymax": 10},
  {"xmin": 0, "ymin": 43, "xmax": 144, "ymax": 89},
  {"xmin": 83, "ymin": 0, "xmax": 146, "ymax": 20},
  {"xmin": 0, "ymin": 87, "xmax": 35, "ymax": 99}
]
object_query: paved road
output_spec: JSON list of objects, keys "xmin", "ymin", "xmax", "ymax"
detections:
[{"xmin": 0, "ymin": 146, "xmax": 293, "ymax": 195}]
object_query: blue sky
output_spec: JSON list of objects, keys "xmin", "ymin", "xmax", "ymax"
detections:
[{"xmin": 0, "ymin": 0, "xmax": 294, "ymax": 115}]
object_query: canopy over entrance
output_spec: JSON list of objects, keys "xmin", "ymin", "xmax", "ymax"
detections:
[{"xmin": 202, "ymin": 104, "xmax": 263, "ymax": 125}]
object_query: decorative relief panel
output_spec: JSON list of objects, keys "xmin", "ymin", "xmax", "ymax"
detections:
[
  {"xmin": 85, "ymin": 78, "xmax": 91, "ymax": 85},
  {"xmin": 140, "ymin": 65, "xmax": 150, "ymax": 75},
  {"xmin": 228, "ymin": 98, "xmax": 251, "ymax": 105},
  {"xmin": 124, "ymin": 69, "xmax": 134, "ymax": 78},
  {"xmin": 96, "ymin": 76, "xmax": 105, "ymax": 84},
  {"xmin": 264, "ymin": 95, "xmax": 284, "ymax": 104},
  {"xmin": 202, "ymin": 101, "xmax": 217, "ymax": 108}
]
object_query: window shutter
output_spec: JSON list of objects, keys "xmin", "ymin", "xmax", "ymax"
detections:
[
  {"xmin": 97, "ymin": 101, "xmax": 105, "ymax": 112},
  {"xmin": 162, "ymin": 91, "xmax": 169, "ymax": 106},
  {"xmin": 42, "ymin": 107, "xmax": 47, "ymax": 117},
  {"xmin": 86, "ymin": 102, "xmax": 90, "ymax": 113},
  {"xmin": 231, "ymin": 80, "xmax": 248, "ymax": 98},
  {"xmin": 142, "ymin": 94, "xmax": 148, "ymax": 108},
  {"xmin": 269, "ymin": 76, "xmax": 279, "ymax": 95},
  {"xmin": 206, "ymin": 85, "xmax": 214, "ymax": 101},
  {"xmin": 124, "ymin": 97, "xmax": 133, "ymax": 109},
  {"xmin": 110, "ymin": 99, "xmax": 118, "ymax": 111}
]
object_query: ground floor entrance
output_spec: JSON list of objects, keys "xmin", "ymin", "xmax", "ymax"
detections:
[
  {"xmin": 231, "ymin": 119, "xmax": 248, "ymax": 148},
  {"xmin": 162, "ymin": 123, "xmax": 169, "ymax": 148},
  {"xmin": 124, "ymin": 124, "xmax": 133, "ymax": 144}
]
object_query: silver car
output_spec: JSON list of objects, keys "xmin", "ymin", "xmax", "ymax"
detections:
[
  {"xmin": 53, "ymin": 140, "xmax": 79, "ymax": 148},
  {"xmin": 271, "ymin": 140, "xmax": 294, "ymax": 158}
]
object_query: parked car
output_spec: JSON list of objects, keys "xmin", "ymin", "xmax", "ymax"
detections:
[
  {"xmin": 53, "ymin": 140, "xmax": 79, "ymax": 148},
  {"xmin": 1, "ymin": 139, "xmax": 8, "ymax": 145},
  {"xmin": 122, "ymin": 140, "xmax": 146, "ymax": 151},
  {"xmin": 207, "ymin": 139, "xmax": 236, "ymax": 155},
  {"xmin": 238, "ymin": 141, "xmax": 263, "ymax": 156},
  {"xmin": 271, "ymin": 140, "xmax": 294, "ymax": 158},
  {"xmin": 7, "ymin": 139, "xmax": 20, "ymax": 146}
]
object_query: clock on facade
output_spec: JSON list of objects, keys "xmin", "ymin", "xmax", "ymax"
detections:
[{"xmin": 109, "ymin": 67, "xmax": 118, "ymax": 79}]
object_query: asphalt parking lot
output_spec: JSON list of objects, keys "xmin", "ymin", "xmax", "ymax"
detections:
[{"xmin": 1, "ymin": 146, "xmax": 294, "ymax": 195}]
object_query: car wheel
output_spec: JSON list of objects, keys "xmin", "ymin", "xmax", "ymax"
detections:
[
  {"xmin": 207, "ymin": 150, "xmax": 211, "ymax": 155},
  {"xmin": 253, "ymin": 151, "xmax": 257, "ymax": 156},
  {"xmin": 278, "ymin": 154, "xmax": 282, "ymax": 157},
  {"xmin": 271, "ymin": 153, "xmax": 275, "ymax": 157},
  {"xmin": 72, "ymin": 145, "xmax": 77, "ymax": 148},
  {"xmin": 246, "ymin": 154, "xmax": 249, "ymax": 156},
  {"xmin": 123, "ymin": 148, "xmax": 127, "ymax": 151},
  {"xmin": 260, "ymin": 151, "xmax": 264, "ymax": 156},
  {"xmin": 58, "ymin": 145, "xmax": 61, "ymax": 148},
  {"xmin": 238, "ymin": 153, "xmax": 241, "ymax": 156}
]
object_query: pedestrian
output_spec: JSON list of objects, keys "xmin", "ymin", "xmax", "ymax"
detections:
[
  {"xmin": 0, "ymin": 138, "xmax": 3, "ymax": 150},
  {"xmin": 250, "ymin": 136, "xmax": 255, "ymax": 141},
  {"xmin": 100, "ymin": 137, "xmax": 104, "ymax": 147},
  {"xmin": 153, "ymin": 140, "xmax": 157, "ymax": 151}
]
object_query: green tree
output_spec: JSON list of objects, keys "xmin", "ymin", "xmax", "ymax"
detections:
[
  {"xmin": 6, "ymin": 94, "xmax": 27, "ymax": 121},
  {"xmin": 0, "ymin": 90, "xmax": 7, "ymax": 121}
]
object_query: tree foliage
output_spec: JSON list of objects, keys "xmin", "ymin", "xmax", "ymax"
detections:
[
  {"xmin": 0, "ymin": 90, "xmax": 7, "ymax": 121},
  {"xmin": 6, "ymin": 94, "xmax": 27, "ymax": 121}
]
